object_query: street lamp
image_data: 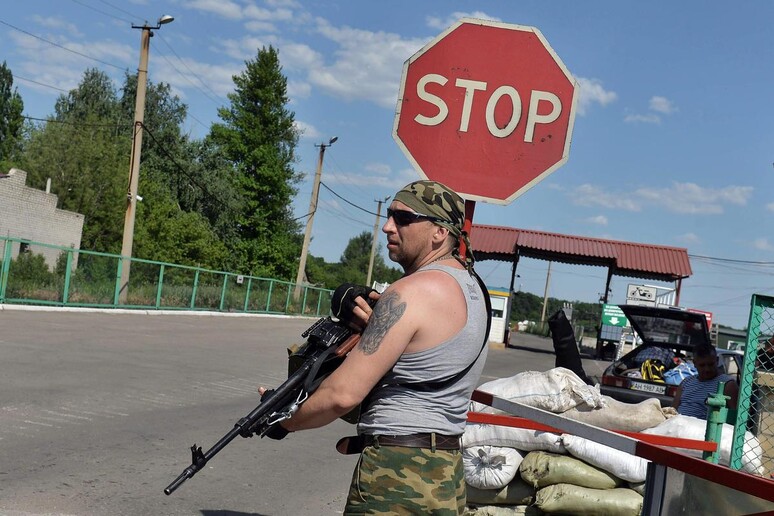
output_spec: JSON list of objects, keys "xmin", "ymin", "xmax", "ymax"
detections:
[
  {"xmin": 118, "ymin": 15, "xmax": 174, "ymax": 303},
  {"xmin": 293, "ymin": 137, "xmax": 337, "ymax": 301}
]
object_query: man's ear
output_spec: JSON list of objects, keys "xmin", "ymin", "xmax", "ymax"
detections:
[{"xmin": 432, "ymin": 225, "xmax": 450, "ymax": 244}]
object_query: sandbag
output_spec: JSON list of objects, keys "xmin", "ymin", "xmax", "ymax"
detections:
[
  {"xmin": 561, "ymin": 395, "xmax": 667, "ymax": 432},
  {"xmin": 464, "ymin": 504, "xmax": 542, "ymax": 515},
  {"xmin": 465, "ymin": 476, "xmax": 535, "ymax": 506},
  {"xmin": 627, "ymin": 481, "xmax": 646, "ymax": 495},
  {"xmin": 534, "ymin": 484, "xmax": 643, "ymax": 516},
  {"xmin": 463, "ymin": 445, "xmax": 523, "ymax": 490},
  {"xmin": 463, "ymin": 423, "xmax": 565, "ymax": 454},
  {"xmin": 641, "ymin": 414, "xmax": 765, "ymax": 475},
  {"xmin": 520, "ymin": 450, "xmax": 622, "ymax": 490},
  {"xmin": 561, "ymin": 434, "xmax": 649, "ymax": 483},
  {"xmin": 471, "ymin": 368, "xmax": 606, "ymax": 414}
]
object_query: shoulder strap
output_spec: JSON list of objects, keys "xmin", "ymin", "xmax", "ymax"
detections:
[{"xmin": 394, "ymin": 266, "xmax": 492, "ymax": 392}]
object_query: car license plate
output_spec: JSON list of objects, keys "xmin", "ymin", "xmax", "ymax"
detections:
[{"xmin": 630, "ymin": 381, "xmax": 666, "ymax": 395}]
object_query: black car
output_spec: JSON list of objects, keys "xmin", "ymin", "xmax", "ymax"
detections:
[{"xmin": 599, "ymin": 305, "xmax": 742, "ymax": 407}]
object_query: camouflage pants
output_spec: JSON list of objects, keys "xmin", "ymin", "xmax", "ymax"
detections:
[{"xmin": 343, "ymin": 444, "xmax": 465, "ymax": 515}]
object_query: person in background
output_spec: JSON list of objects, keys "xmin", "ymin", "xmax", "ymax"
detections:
[
  {"xmin": 756, "ymin": 335, "xmax": 774, "ymax": 371},
  {"xmin": 673, "ymin": 343, "xmax": 739, "ymax": 419}
]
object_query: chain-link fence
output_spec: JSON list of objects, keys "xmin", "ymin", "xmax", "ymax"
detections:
[{"xmin": 730, "ymin": 294, "xmax": 774, "ymax": 477}]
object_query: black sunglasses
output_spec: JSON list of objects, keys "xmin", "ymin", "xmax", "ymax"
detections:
[{"xmin": 387, "ymin": 208, "xmax": 445, "ymax": 226}]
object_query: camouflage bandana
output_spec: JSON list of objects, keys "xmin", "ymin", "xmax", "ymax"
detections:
[{"xmin": 393, "ymin": 180, "xmax": 475, "ymax": 270}]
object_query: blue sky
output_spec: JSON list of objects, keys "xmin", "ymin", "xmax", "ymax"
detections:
[{"xmin": 2, "ymin": 1, "xmax": 773, "ymax": 329}]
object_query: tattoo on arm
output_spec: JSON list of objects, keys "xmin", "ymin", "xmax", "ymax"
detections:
[{"xmin": 358, "ymin": 290, "xmax": 406, "ymax": 355}]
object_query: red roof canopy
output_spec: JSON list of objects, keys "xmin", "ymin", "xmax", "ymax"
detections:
[{"xmin": 470, "ymin": 223, "xmax": 692, "ymax": 282}]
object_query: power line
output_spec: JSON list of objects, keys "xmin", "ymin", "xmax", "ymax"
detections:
[
  {"xmin": 139, "ymin": 121, "xmax": 237, "ymax": 215},
  {"xmin": 69, "ymin": 0, "xmax": 131, "ymax": 24},
  {"xmin": 12, "ymin": 74, "xmax": 69, "ymax": 93},
  {"xmin": 21, "ymin": 114, "xmax": 131, "ymax": 129},
  {"xmin": 0, "ymin": 19, "xmax": 126, "ymax": 71},
  {"xmin": 689, "ymin": 253, "xmax": 774, "ymax": 266},
  {"xmin": 320, "ymin": 181, "xmax": 379, "ymax": 217},
  {"xmin": 155, "ymin": 34, "xmax": 225, "ymax": 105},
  {"xmin": 97, "ymin": 0, "xmax": 143, "ymax": 22}
]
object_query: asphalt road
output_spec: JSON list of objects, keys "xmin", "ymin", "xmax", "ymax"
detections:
[{"xmin": 0, "ymin": 307, "xmax": 607, "ymax": 516}]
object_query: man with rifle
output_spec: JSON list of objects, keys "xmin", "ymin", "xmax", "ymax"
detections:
[{"xmin": 271, "ymin": 180, "xmax": 490, "ymax": 514}]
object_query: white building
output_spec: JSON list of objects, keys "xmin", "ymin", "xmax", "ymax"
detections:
[{"xmin": 0, "ymin": 168, "xmax": 85, "ymax": 269}]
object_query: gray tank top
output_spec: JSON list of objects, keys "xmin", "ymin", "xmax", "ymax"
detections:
[{"xmin": 357, "ymin": 263, "xmax": 489, "ymax": 436}]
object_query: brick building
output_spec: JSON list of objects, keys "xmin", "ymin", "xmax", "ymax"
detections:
[{"xmin": 0, "ymin": 168, "xmax": 85, "ymax": 269}]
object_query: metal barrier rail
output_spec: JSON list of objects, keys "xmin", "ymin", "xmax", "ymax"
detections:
[{"xmin": 0, "ymin": 236, "xmax": 332, "ymax": 317}]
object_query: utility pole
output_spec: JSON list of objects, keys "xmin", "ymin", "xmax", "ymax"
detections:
[
  {"xmin": 118, "ymin": 15, "xmax": 174, "ymax": 304},
  {"xmin": 366, "ymin": 196, "xmax": 390, "ymax": 287},
  {"xmin": 294, "ymin": 136, "xmax": 337, "ymax": 300},
  {"xmin": 540, "ymin": 261, "xmax": 553, "ymax": 325}
]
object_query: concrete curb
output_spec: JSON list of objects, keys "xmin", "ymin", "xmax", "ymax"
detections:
[{"xmin": 0, "ymin": 303, "xmax": 316, "ymax": 319}]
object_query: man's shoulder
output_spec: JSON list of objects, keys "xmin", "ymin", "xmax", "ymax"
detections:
[{"xmin": 387, "ymin": 267, "xmax": 466, "ymax": 306}]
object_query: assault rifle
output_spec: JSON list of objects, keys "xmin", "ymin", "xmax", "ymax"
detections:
[{"xmin": 164, "ymin": 316, "xmax": 360, "ymax": 495}]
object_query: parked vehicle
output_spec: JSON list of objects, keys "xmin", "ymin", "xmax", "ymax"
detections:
[{"xmin": 600, "ymin": 305, "xmax": 743, "ymax": 407}]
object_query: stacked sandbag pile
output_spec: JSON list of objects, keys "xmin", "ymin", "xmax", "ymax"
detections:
[
  {"xmin": 465, "ymin": 367, "xmax": 768, "ymax": 513},
  {"xmin": 463, "ymin": 368, "xmax": 664, "ymax": 514},
  {"xmin": 463, "ymin": 444, "xmax": 645, "ymax": 515}
]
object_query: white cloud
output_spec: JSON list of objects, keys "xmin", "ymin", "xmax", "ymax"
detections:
[
  {"xmin": 243, "ymin": 4, "xmax": 294, "ymax": 22},
  {"xmin": 650, "ymin": 96, "xmax": 677, "ymax": 114},
  {"xmin": 576, "ymin": 77, "xmax": 617, "ymax": 116},
  {"xmin": 426, "ymin": 12, "xmax": 501, "ymax": 31},
  {"xmin": 572, "ymin": 184, "xmax": 642, "ymax": 211},
  {"xmin": 676, "ymin": 233, "xmax": 701, "ymax": 245},
  {"xmin": 636, "ymin": 182, "xmax": 752, "ymax": 214},
  {"xmin": 324, "ymin": 165, "xmax": 416, "ymax": 189},
  {"xmin": 572, "ymin": 182, "xmax": 753, "ymax": 215},
  {"xmin": 753, "ymin": 238, "xmax": 774, "ymax": 251},
  {"xmin": 294, "ymin": 120, "xmax": 320, "ymax": 140},
  {"xmin": 586, "ymin": 215, "xmax": 608, "ymax": 225},
  {"xmin": 287, "ymin": 80, "xmax": 311, "ymax": 100},
  {"xmin": 766, "ymin": 202, "xmax": 774, "ymax": 212},
  {"xmin": 364, "ymin": 163, "xmax": 391, "ymax": 176},
  {"xmin": 154, "ymin": 57, "xmax": 241, "ymax": 99},
  {"xmin": 31, "ymin": 16, "xmax": 83, "ymax": 38},
  {"xmin": 624, "ymin": 113, "xmax": 661, "ymax": 124},
  {"xmin": 308, "ymin": 19, "xmax": 428, "ymax": 108},
  {"xmin": 280, "ymin": 43, "xmax": 323, "ymax": 71},
  {"xmin": 245, "ymin": 21, "xmax": 280, "ymax": 33},
  {"xmin": 625, "ymin": 95, "xmax": 677, "ymax": 124},
  {"xmin": 187, "ymin": 0, "xmax": 243, "ymax": 20}
]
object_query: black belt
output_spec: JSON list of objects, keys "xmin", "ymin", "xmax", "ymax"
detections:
[{"xmin": 336, "ymin": 433, "xmax": 461, "ymax": 455}]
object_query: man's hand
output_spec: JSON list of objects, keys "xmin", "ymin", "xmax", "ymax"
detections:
[
  {"xmin": 350, "ymin": 290, "xmax": 380, "ymax": 332},
  {"xmin": 331, "ymin": 283, "xmax": 379, "ymax": 332}
]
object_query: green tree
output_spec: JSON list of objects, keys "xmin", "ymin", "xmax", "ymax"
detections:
[
  {"xmin": 20, "ymin": 69, "xmax": 127, "ymax": 252},
  {"xmin": 305, "ymin": 232, "xmax": 402, "ymax": 289},
  {"xmin": 118, "ymin": 72, "xmax": 233, "ymax": 268},
  {"xmin": 209, "ymin": 45, "xmax": 302, "ymax": 279},
  {"xmin": 133, "ymin": 179, "xmax": 227, "ymax": 267},
  {"xmin": 0, "ymin": 61, "xmax": 25, "ymax": 169}
]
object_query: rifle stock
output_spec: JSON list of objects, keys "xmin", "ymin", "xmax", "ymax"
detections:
[{"xmin": 164, "ymin": 317, "xmax": 355, "ymax": 495}]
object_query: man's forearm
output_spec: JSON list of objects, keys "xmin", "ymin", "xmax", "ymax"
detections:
[{"xmin": 283, "ymin": 381, "xmax": 359, "ymax": 431}]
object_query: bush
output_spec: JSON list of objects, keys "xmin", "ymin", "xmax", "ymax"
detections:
[{"xmin": 6, "ymin": 252, "xmax": 57, "ymax": 299}]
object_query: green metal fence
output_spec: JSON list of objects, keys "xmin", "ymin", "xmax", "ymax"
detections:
[
  {"xmin": 0, "ymin": 236, "xmax": 332, "ymax": 317},
  {"xmin": 730, "ymin": 293, "xmax": 774, "ymax": 477}
]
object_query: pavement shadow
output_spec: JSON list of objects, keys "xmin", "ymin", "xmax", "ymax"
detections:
[{"xmin": 201, "ymin": 511, "xmax": 268, "ymax": 516}]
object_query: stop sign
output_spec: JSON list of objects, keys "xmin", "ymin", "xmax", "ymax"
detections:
[{"xmin": 393, "ymin": 19, "xmax": 578, "ymax": 204}]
